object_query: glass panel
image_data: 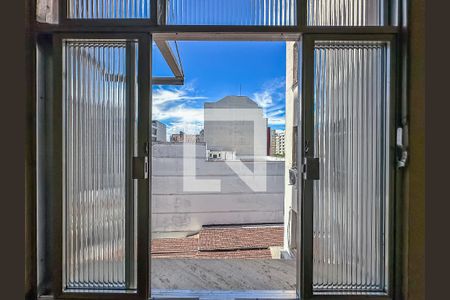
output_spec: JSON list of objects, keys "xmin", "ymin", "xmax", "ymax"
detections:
[
  {"xmin": 307, "ymin": 0, "xmax": 385, "ymax": 26},
  {"xmin": 167, "ymin": 0, "xmax": 297, "ymax": 26},
  {"xmin": 67, "ymin": 0, "xmax": 151, "ymax": 19},
  {"xmin": 312, "ymin": 41, "xmax": 390, "ymax": 294},
  {"xmin": 63, "ymin": 40, "xmax": 138, "ymax": 290}
]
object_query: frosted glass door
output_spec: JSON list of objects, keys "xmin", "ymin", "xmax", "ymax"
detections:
[
  {"xmin": 302, "ymin": 38, "xmax": 394, "ymax": 298},
  {"xmin": 63, "ymin": 39, "xmax": 139, "ymax": 291}
]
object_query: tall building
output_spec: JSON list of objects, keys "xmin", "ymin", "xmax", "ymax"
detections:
[
  {"xmin": 270, "ymin": 129, "xmax": 286, "ymax": 156},
  {"xmin": 152, "ymin": 120, "xmax": 167, "ymax": 142},
  {"xmin": 204, "ymin": 96, "xmax": 268, "ymax": 159}
]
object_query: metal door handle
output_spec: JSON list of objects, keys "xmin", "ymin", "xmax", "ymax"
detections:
[
  {"xmin": 303, "ymin": 157, "xmax": 320, "ymax": 180},
  {"xmin": 132, "ymin": 156, "xmax": 149, "ymax": 179}
]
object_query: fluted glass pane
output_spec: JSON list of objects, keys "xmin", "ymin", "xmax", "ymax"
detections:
[
  {"xmin": 67, "ymin": 0, "xmax": 151, "ymax": 19},
  {"xmin": 312, "ymin": 41, "xmax": 390, "ymax": 294},
  {"xmin": 307, "ymin": 0, "xmax": 385, "ymax": 26},
  {"xmin": 167, "ymin": 0, "xmax": 297, "ymax": 25},
  {"xmin": 63, "ymin": 40, "xmax": 137, "ymax": 290}
]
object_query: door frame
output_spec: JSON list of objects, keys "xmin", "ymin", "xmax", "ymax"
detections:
[
  {"xmin": 299, "ymin": 34, "xmax": 398, "ymax": 300},
  {"xmin": 52, "ymin": 33, "xmax": 152, "ymax": 300},
  {"xmin": 27, "ymin": 2, "xmax": 407, "ymax": 299}
]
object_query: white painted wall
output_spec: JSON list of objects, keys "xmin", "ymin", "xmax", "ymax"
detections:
[
  {"xmin": 283, "ymin": 42, "xmax": 300, "ymax": 253},
  {"xmin": 151, "ymin": 143, "xmax": 285, "ymax": 237},
  {"xmin": 204, "ymin": 96, "xmax": 268, "ymax": 157}
]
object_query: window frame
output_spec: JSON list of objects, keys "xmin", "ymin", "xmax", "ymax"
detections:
[{"xmin": 26, "ymin": 1, "xmax": 407, "ymax": 299}]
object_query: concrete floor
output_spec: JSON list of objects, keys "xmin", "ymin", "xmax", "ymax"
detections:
[{"xmin": 151, "ymin": 259, "xmax": 296, "ymax": 291}]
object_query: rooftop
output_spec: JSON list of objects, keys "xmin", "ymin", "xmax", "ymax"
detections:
[{"xmin": 151, "ymin": 224, "xmax": 284, "ymax": 259}]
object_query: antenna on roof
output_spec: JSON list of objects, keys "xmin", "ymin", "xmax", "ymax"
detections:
[{"xmin": 239, "ymin": 84, "xmax": 242, "ymax": 96}]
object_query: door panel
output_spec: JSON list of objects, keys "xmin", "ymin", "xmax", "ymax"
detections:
[
  {"xmin": 64, "ymin": 40, "xmax": 133, "ymax": 290},
  {"xmin": 53, "ymin": 34, "xmax": 151, "ymax": 299},
  {"xmin": 301, "ymin": 35, "xmax": 395, "ymax": 299}
]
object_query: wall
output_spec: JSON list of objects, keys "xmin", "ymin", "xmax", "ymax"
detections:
[
  {"xmin": 283, "ymin": 41, "xmax": 299, "ymax": 252},
  {"xmin": 204, "ymin": 96, "xmax": 268, "ymax": 157},
  {"xmin": 36, "ymin": 0, "xmax": 58, "ymax": 24},
  {"xmin": 151, "ymin": 143, "xmax": 285, "ymax": 237},
  {"xmin": 403, "ymin": 0, "xmax": 425, "ymax": 298}
]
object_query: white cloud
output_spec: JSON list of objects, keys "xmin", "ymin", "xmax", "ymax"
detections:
[
  {"xmin": 152, "ymin": 83, "xmax": 206, "ymax": 135},
  {"xmin": 152, "ymin": 77, "xmax": 286, "ymax": 135},
  {"xmin": 153, "ymin": 83, "xmax": 207, "ymax": 106},
  {"xmin": 252, "ymin": 77, "xmax": 286, "ymax": 127}
]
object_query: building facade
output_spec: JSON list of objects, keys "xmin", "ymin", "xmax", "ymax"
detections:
[
  {"xmin": 152, "ymin": 120, "xmax": 167, "ymax": 142},
  {"xmin": 204, "ymin": 96, "xmax": 268, "ymax": 159},
  {"xmin": 270, "ymin": 129, "xmax": 286, "ymax": 156}
]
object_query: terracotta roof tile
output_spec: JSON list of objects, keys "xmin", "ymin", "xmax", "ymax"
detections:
[
  {"xmin": 198, "ymin": 225, "xmax": 284, "ymax": 251},
  {"xmin": 151, "ymin": 224, "xmax": 284, "ymax": 259}
]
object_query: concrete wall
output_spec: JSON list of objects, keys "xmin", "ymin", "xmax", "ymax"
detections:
[
  {"xmin": 151, "ymin": 143, "xmax": 285, "ymax": 236},
  {"xmin": 36, "ymin": 0, "xmax": 59, "ymax": 24},
  {"xmin": 204, "ymin": 96, "xmax": 268, "ymax": 157}
]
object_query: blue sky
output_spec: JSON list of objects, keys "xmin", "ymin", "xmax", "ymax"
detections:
[{"xmin": 152, "ymin": 41, "xmax": 286, "ymax": 136}]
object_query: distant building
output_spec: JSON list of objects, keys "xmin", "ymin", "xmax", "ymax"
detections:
[
  {"xmin": 170, "ymin": 131, "xmax": 204, "ymax": 143},
  {"xmin": 152, "ymin": 120, "xmax": 167, "ymax": 142},
  {"xmin": 270, "ymin": 129, "xmax": 286, "ymax": 156},
  {"xmin": 204, "ymin": 96, "xmax": 268, "ymax": 159}
]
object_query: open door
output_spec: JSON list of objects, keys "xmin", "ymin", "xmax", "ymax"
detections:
[
  {"xmin": 300, "ymin": 35, "xmax": 396, "ymax": 300},
  {"xmin": 52, "ymin": 34, "xmax": 151, "ymax": 299}
]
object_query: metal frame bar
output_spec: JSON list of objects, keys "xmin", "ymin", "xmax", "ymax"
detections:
[
  {"xmin": 33, "ymin": 23, "xmax": 400, "ymax": 35},
  {"xmin": 300, "ymin": 33, "xmax": 398, "ymax": 300},
  {"xmin": 152, "ymin": 77, "xmax": 184, "ymax": 85},
  {"xmin": 51, "ymin": 32, "xmax": 151, "ymax": 300},
  {"xmin": 152, "ymin": 39, "xmax": 184, "ymax": 84},
  {"xmin": 153, "ymin": 39, "xmax": 182, "ymax": 77}
]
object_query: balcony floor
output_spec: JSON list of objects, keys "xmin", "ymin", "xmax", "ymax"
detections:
[{"xmin": 151, "ymin": 258, "xmax": 296, "ymax": 291}]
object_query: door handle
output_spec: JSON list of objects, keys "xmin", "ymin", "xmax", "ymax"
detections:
[
  {"xmin": 132, "ymin": 156, "xmax": 149, "ymax": 179},
  {"xmin": 303, "ymin": 157, "xmax": 320, "ymax": 180}
]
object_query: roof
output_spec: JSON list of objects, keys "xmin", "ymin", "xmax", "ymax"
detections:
[
  {"xmin": 204, "ymin": 96, "xmax": 261, "ymax": 109},
  {"xmin": 151, "ymin": 224, "xmax": 283, "ymax": 259}
]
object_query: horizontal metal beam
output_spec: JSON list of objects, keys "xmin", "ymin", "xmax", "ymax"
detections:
[
  {"xmin": 153, "ymin": 32, "xmax": 300, "ymax": 41},
  {"xmin": 154, "ymin": 39, "xmax": 183, "ymax": 78},
  {"xmin": 32, "ymin": 22, "xmax": 401, "ymax": 37},
  {"xmin": 152, "ymin": 77, "xmax": 184, "ymax": 85}
]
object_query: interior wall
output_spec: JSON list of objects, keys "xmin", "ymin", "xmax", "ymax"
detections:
[
  {"xmin": 36, "ymin": 0, "xmax": 59, "ymax": 24},
  {"xmin": 403, "ymin": 0, "xmax": 425, "ymax": 298}
]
